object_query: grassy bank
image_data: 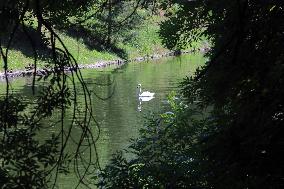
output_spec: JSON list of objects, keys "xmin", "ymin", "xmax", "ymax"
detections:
[
  {"xmin": 3, "ymin": 14, "xmax": 208, "ymax": 74},
  {"xmin": 3, "ymin": 16, "xmax": 167, "ymax": 72}
]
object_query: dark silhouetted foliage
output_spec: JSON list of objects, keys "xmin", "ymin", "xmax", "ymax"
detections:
[
  {"xmin": 98, "ymin": 1, "xmax": 284, "ymax": 188},
  {"xmin": 0, "ymin": 0, "xmax": 99, "ymax": 188}
]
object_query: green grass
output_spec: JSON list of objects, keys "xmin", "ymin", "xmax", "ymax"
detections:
[
  {"xmin": 2, "ymin": 32, "xmax": 120, "ymax": 72},
  {"xmin": 57, "ymin": 32, "xmax": 119, "ymax": 63},
  {"xmin": 5, "ymin": 49, "xmax": 38, "ymax": 71},
  {"xmin": 117, "ymin": 16, "xmax": 167, "ymax": 59},
  {"xmin": 3, "ymin": 23, "xmax": 163, "ymax": 73}
]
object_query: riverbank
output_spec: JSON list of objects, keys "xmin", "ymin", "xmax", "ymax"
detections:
[
  {"xmin": 0, "ymin": 49, "xmax": 207, "ymax": 79},
  {"xmin": 3, "ymin": 15, "xmax": 166, "ymax": 71},
  {"xmin": 1, "ymin": 14, "xmax": 208, "ymax": 80}
]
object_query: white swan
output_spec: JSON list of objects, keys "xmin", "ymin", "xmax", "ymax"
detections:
[{"xmin": 137, "ymin": 84, "xmax": 155, "ymax": 97}]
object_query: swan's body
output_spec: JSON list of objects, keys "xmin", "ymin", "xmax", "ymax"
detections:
[
  {"xmin": 139, "ymin": 96, "xmax": 155, "ymax": 102},
  {"xmin": 137, "ymin": 84, "xmax": 155, "ymax": 97},
  {"xmin": 139, "ymin": 91, "xmax": 155, "ymax": 97},
  {"xmin": 137, "ymin": 84, "xmax": 155, "ymax": 112}
]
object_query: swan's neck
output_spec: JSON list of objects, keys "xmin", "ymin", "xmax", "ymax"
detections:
[{"xmin": 138, "ymin": 87, "xmax": 142, "ymax": 94}]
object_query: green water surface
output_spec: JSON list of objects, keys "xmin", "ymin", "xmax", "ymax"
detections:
[{"xmin": 0, "ymin": 54, "xmax": 205, "ymax": 188}]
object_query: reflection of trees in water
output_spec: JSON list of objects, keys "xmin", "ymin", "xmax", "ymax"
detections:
[{"xmin": 90, "ymin": 73, "xmax": 128, "ymax": 158}]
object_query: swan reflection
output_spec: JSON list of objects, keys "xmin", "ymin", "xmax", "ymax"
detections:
[{"xmin": 137, "ymin": 96, "xmax": 155, "ymax": 112}]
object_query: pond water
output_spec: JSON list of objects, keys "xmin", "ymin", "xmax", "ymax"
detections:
[{"xmin": 0, "ymin": 54, "xmax": 204, "ymax": 188}]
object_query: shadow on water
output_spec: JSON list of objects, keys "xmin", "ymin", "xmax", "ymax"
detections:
[{"xmin": 64, "ymin": 26, "xmax": 128, "ymax": 60}]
